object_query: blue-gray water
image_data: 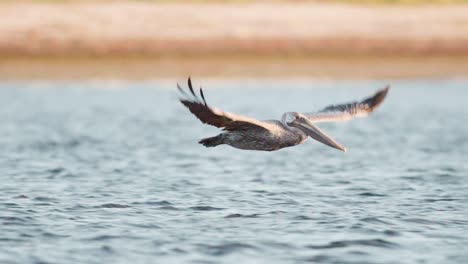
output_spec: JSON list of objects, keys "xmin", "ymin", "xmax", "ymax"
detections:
[{"xmin": 0, "ymin": 79, "xmax": 467, "ymax": 264}]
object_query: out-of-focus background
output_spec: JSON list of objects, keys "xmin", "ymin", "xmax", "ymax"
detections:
[
  {"xmin": 1, "ymin": 0, "xmax": 468, "ymax": 79},
  {"xmin": 2, "ymin": 2, "xmax": 468, "ymax": 264}
]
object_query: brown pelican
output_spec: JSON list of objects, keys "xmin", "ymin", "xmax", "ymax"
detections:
[{"xmin": 178, "ymin": 78, "xmax": 389, "ymax": 152}]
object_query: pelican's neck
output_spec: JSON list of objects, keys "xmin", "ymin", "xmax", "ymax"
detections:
[
  {"xmin": 281, "ymin": 112, "xmax": 307, "ymax": 139},
  {"xmin": 280, "ymin": 113, "xmax": 288, "ymax": 125}
]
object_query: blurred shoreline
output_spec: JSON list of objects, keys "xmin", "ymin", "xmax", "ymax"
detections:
[
  {"xmin": 2, "ymin": 55, "xmax": 468, "ymax": 80},
  {"xmin": 1, "ymin": 2, "xmax": 468, "ymax": 79}
]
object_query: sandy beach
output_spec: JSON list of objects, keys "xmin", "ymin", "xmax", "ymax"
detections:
[
  {"xmin": 1, "ymin": 2, "xmax": 468, "ymax": 79},
  {"xmin": 2, "ymin": 2, "xmax": 468, "ymax": 56}
]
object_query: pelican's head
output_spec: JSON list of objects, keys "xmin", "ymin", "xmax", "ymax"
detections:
[
  {"xmin": 281, "ymin": 112, "xmax": 303, "ymax": 125},
  {"xmin": 285, "ymin": 112, "xmax": 347, "ymax": 152}
]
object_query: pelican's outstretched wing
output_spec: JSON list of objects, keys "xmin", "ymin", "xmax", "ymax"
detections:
[
  {"xmin": 305, "ymin": 86, "xmax": 390, "ymax": 123},
  {"xmin": 178, "ymin": 78, "xmax": 269, "ymax": 132}
]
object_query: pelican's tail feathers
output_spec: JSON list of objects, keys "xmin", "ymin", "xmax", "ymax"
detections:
[{"xmin": 199, "ymin": 134, "xmax": 224, "ymax": 147}]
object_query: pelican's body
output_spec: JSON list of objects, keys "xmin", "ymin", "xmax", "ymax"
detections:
[
  {"xmin": 178, "ymin": 78, "xmax": 389, "ymax": 152},
  {"xmin": 211, "ymin": 120, "xmax": 307, "ymax": 151}
]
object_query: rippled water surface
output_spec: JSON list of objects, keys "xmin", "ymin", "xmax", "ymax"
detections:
[{"xmin": 1, "ymin": 79, "xmax": 467, "ymax": 264}]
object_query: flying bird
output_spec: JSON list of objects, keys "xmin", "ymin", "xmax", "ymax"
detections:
[{"xmin": 178, "ymin": 78, "xmax": 389, "ymax": 152}]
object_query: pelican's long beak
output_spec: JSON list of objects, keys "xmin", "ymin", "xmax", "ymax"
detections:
[{"xmin": 288, "ymin": 117, "xmax": 347, "ymax": 152}]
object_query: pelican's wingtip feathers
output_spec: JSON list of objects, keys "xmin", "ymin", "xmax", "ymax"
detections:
[{"xmin": 368, "ymin": 85, "xmax": 390, "ymax": 110}]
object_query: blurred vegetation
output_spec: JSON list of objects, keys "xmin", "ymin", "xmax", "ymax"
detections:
[{"xmin": 6, "ymin": 0, "xmax": 468, "ymax": 4}]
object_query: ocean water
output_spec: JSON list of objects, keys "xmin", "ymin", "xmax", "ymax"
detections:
[{"xmin": 0, "ymin": 79, "xmax": 467, "ymax": 264}]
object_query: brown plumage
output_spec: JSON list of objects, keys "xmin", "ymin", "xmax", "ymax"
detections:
[{"xmin": 178, "ymin": 78, "xmax": 390, "ymax": 152}]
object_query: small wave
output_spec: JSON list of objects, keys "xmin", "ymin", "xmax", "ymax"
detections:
[
  {"xmin": 178, "ymin": 163, "xmax": 198, "ymax": 169},
  {"xmin": 303, "ymin": 254, "xmax": 333, "ymax": 262},
  {"xmin": 32, "ymin": 140, "xmax": 80, "ymax": 151},
  {"xmin": 435, "ymin": 172, "xmax": 457, "ymax": 178},
  {"xmin": 272, "ymin": 199, "xmax": 299, "ymax": 205},
  {"xmin": 86, "ymin": 235, "xmax": 122, "ymax": 241},
  {"xmin": 307, "ymin": 239, "xmax": 398, "ymax": 249},
  {"xmin": 0, "ymin": 237, "xmax": 27, "ymax": 242},
  {"xmin": 33, "ymin": 196, "xmax": 58, "ymax": 202},
  {"xmin": 359, "ymin": 192, "xmax": 387, "ymax": 197},
  {"xmin": 402, "ymin": 218, "xmax": 443, "ymax": 226},
  {"xmin": 383, "ymin": 230, "xmax": 400, "ymax": 236},
  {"xmin": 1, "ymin": 202, "xmax": 19, "ymax": 207},
  {"xmin": 46, "ymin": 167, "xmax": 75, "ymax": 179},
  {"xmin": 265, "ymin": 210, "xmax": 287, "ymax": 215},
  {"xmin": 85, "ymin": 234, "xmax": 141, "ymax": 241},
  {"xmin": 197, "ymin": 242, "xmax": 258, "ymax": 256},
  {"xmin": 0, "ymin": 216, "xmax": 27, "ymax": 223},
  {"xmin": 66, "ymin": 204, "xmax": 88, "ymax": 210},
  {"xmin": 406, "ymin": 168, "xmax": 426, "ymax": 173},
  {"xmin": 224, "ymin": 213, "xmax": 259, "ymax": 218},
  {"xmin": 101, "ymin": 245, "xmax": 114, "ymax": 253},
  {"xmin": 171, "ymin": 247, "xmax": 187, "ymax": 254},
  {"xmin": 424, "ymin": 198, "xmax": 458, "ymax": 203},
  {"xmin": 132, "ymin": 200, "xmax": 173, "ymax": 206},
  {"xmin": 292, "ymin": 215, "xmax": 314, "ymax": 220},
  {"xmin": 335, "ymin": 180, "xmax": 351, "ymax": 185},
  {"xmin": 191, "ymin": 260, "xmax": 218, "ymax": 264},
  {"xmin": 401, "ymin": 175, "xmax": 423, "ymax": 181},
  {"xmin": 360, "ymin": 217, "xmax": 393, "ymax": 225},
  {"xmin": 47, "ymin": 167, "xmax": 66, "ymax": 175},
  {"xmin": 129, "ymin": 223, "xmax": 161, "ymax": 229},
  {"xmin": 261, "ymin": 241, "xmax": 296, "ymax": 249},
  {"xmin": 190, "ymin": 206, "xmax": 224, "ymax": 211},
  {"xmin": 41, "ymin": 232, "xmax": 69, "ymax": 238},
  {"xmin": 158, "ymin": 205, "xmax": 181, "ymax": 211},
  {"xmin": 441, "ymin": 166, "xmax": 457, "ymax": 173},
  {"xmin": 95, "ymin": 203, "xmax": 130, "ymax": 209},
  {"xmin": 349, "ymin": 250, "xmax": 370, "ymax": 255},
  {"xmin": 20, "ymin": 233, "xmax": 34, "ymax": 238}
]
